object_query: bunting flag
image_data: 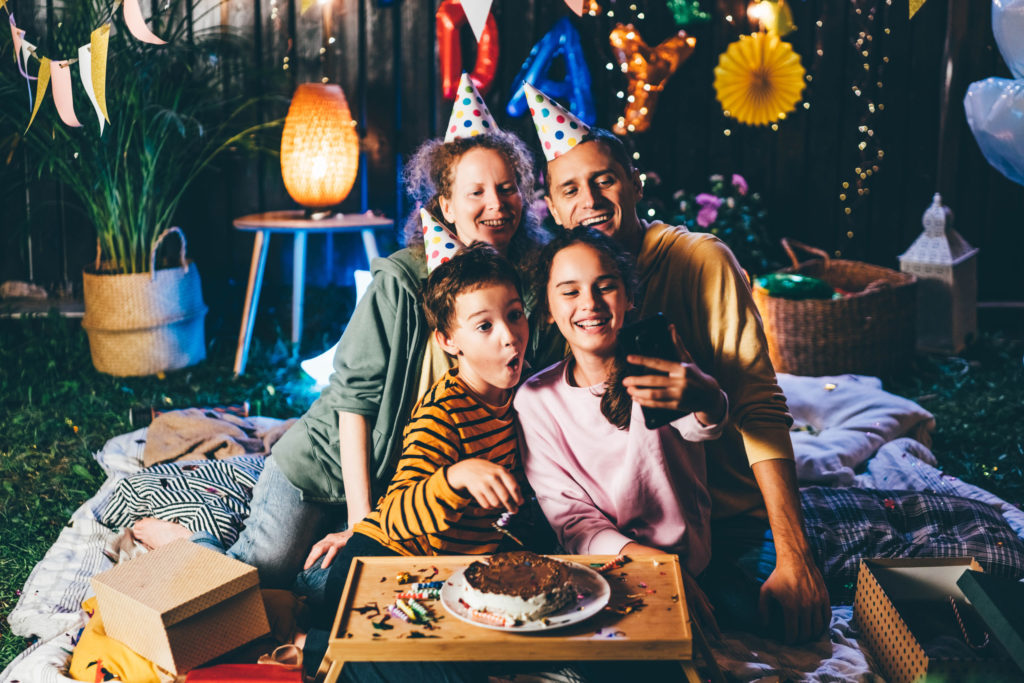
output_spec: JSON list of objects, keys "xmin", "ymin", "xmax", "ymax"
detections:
[
  {"xmin": 460, "ymin": 0, "xmax": 492, "ymax": 43},
  {"xmin": 123, "ymin": 0, "xmax": 166, "ymax": 44},
  {"xmin": 50, "ymin": 60, "xmax": 83, "ymax": 126},
  {"xmin": 78, "ymin": 45, "xmax": 103, "ymax": 131},
  {"xmin": 564, "ymin": 0, "xmax": 584, "ymax": 15},
  {"xmin": 90, "ymin": 24, "xmax": 111, "ymax": 124},
  {"xmin": 909, "ymin": 0, "xmax": 929, "ymax": 18},
  {"xmin": 26, "ymin": 56, "xmax": 51, "ymax": 132},
  {"xmin": 300, "ymin": 0, "xmax": 316, "ymax": 13},
  {"xmin": 8, "ymin": 13, "xmax": 21, "ymax": 63},
  {"xmin": 19, "ymin": 37, "xmax": 37, "ymax": 108},
  {"xmin": 0, "ymin": 0, "xmax": 8, "ymax": 13}
]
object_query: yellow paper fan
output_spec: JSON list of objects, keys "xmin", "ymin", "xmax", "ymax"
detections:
[{"xmin": 714, "ymin": 32, "xmax": 806, "ymax": 127}]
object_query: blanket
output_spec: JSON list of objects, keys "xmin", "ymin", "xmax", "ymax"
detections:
[{"xmin": 3, "ymin": 376, "xmax": 1022, "ymax": 683}]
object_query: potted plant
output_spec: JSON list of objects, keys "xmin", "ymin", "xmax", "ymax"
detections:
[
  {"xmin": 671, "ymin": 173, "xmax": 781, "ymax": 276},
  {"xmin": 0, "ymin": 0, "xmax": 281, "ymax": 376}
]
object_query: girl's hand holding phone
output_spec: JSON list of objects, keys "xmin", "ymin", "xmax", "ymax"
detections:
[{"xmin": 622, "ymin": 324, "xmax": 727, "ymax": 427}]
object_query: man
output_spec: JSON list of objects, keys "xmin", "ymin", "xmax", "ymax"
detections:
[{"xmin": 524, "ymin": 84, "xmax": 830, "ymax": 643}]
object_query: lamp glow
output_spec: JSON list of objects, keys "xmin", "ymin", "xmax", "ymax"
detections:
[{"xmin": 280, "ymin": 83, "xmax": 359, "ymax": 216}]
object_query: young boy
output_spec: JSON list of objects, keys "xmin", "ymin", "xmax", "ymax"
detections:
[{"xmin": 300, "ymin": 243, "xmax": 531, "ymax": 678}]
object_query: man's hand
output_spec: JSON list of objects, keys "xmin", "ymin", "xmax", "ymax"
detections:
[
  {"xmin": 759, "ymin": 554, "xmax": 831, "ymax": 643},
  {"xmin": 751, "ymin": 458, "xmax": 831, "ymax": 644},
  {"xmin": 446, "ymin": 459, "xmax": 523, "ymax": 512},
  {"xmin": 304, "ymin": 530, "xmax": 355, "ymax": 571}
]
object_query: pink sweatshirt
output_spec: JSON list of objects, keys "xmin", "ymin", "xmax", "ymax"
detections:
[{"xmin": 514, "ymin": 360, "xmax": 726, "ymax": 575}]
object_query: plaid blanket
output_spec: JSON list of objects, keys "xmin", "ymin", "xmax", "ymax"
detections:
[{"xmin": 801, "ymin": 485, "xmax": 1024, "ymax": 603}]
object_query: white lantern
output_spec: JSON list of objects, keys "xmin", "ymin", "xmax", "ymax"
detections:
[{"xmin": 898, "ymin": 193, "xmax": 979, "ymax": 353}]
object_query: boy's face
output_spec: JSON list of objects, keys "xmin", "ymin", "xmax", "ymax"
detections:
[
  {"xmin": 544, "ymin": 140, "xmax": 643, "ymax": 243},
  {"xmin": 436, "ymin": 282, "xmax": 530, "ymax": 405}
]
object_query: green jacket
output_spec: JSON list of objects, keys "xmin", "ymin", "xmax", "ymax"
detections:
[{"xmin": 272, "ymin": 245, "xmax": 564, "ymax": 505}]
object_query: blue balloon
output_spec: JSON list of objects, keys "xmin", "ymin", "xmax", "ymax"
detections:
[{"xmin": 506, "ymin": 17, "xmax": 595, "ymax": 126}]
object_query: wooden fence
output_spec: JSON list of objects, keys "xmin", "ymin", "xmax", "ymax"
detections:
[{"xmin": 2, "ymin": 0, "xmax": 1022, "ymax": 305}]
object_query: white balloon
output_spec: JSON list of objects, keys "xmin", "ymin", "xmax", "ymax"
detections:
[
  {"xmin": 964, "ymin": 77, "xmax": 1024, "ymax": 186},
  {"xmin": 994, "ymin": 0, "xmax": 1024, "ymax": 80}
]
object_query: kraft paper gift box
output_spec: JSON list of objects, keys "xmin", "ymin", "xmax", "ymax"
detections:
[
  {"xmin": 91, "ymin": 539, "xmax": 270, "ymax": 674},
  {"xmin": 853, "ymin": 557, "xmax": 1018, "ymax": 683}
]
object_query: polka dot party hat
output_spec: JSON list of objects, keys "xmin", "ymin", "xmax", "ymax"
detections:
[
  {"xmin": 445, "ymin": 73, "xmax": 498, "ymax": 142},
  {"xmin": 421, "ymin": 208, "xmax": 465, "ymax": 272},
  {"xmin": 523, "ymin": 82, "xmax": 591, "ymax": 161}
]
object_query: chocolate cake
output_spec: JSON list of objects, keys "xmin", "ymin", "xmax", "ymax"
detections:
[{"xmin": 461, "ymin": 551, "xmax": 576, "ymax": 622}]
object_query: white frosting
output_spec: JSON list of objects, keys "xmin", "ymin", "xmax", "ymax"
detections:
[{"xmin": 460, "ymin": 580, "xmax": 575, "ymax": 622}]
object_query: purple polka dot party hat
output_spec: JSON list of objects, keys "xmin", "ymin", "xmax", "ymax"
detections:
[
  {"xmin": 421, "ymin": 208, "xmax": 465, "ymax": 272},
  {"xmin": 444, "ymin": 73, "xmax": 498, "ymax": 142},
  {"xmin": 523, "ymin": 82, "xmax": 591, "ymax": 162}
]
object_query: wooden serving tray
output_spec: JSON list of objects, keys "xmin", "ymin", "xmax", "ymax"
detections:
[{"xmin": 317, "ymin": 554, "xmax": 696, "ymax": 681}]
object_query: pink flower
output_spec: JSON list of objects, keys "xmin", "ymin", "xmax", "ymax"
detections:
[
  {"xmin": 695, "ymin": 193, "xmax": 722, "ymax": 228},
  {"xmin": 732, "ymin": 174, "xmax": 748, "ymax": 196}
]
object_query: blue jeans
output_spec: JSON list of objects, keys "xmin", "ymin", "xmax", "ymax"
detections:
[
  {"xmin": 699, "ymin": 516, "xmax": 776, "ymax": 633},
  {"xmin": 191, "ymin": 456, "xmax": 343, "ymax": 590}
]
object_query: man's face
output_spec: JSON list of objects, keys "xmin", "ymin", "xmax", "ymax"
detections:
[{"xmin": 544, "ymin": 140, "xmax": 643, "ymax": 242}]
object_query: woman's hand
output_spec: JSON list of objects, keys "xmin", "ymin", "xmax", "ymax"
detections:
[
  {"xmin": 446, "ymin": 459, "xmax": 524, "ymax": 513},
  {"xmin": 304, "ymin": 530, "xmax": 355, "ymax": 571}
]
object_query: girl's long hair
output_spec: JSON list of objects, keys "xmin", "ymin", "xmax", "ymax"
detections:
[
  {"xmin": 401, "ymin": 130, "xmax": 547, "ymax": 270},
  {"xmin": 533, "ymin": 227, "xmax": 638, "ymax": 429}
]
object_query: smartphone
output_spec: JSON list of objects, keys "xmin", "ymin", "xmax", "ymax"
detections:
[{"xmin": 617, "ymin": 313, "xmax": 686, "ymax": 430}]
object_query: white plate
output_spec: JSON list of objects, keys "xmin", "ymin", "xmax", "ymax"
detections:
[{"xmin": 440, "ymin": 559, "xmax": 611, "ymax": 632}]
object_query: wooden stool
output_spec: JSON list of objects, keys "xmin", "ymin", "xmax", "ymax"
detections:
[{"xmin": 232, "ymin": 210, "xmax": 393, "ymax": 375}]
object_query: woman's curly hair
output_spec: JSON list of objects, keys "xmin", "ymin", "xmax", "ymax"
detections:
[{"xmin": 401, "ymin": 130, "xmax": 547, "ymax": 268}]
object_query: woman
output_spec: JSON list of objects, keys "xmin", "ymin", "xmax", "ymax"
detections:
[
  {"xmin": 514, "ymin": 227, "xmax": 728, "ymax": 577},
  {"xmin": 132, "ymin": 130, "xmax": 560, "ymax": 590}
]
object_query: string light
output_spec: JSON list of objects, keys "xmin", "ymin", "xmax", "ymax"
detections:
[{"xmin": 835, "ymin": 0, "xmax": 893, "ymax": 251}]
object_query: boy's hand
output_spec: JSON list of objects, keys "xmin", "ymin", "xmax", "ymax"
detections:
[
  {"xmin": 304, "ymin": 530, "xmax": 355, "ymax": 570},
  {"xmin": 623, "ymin": 325, "xmax": 726, "ymax": 426},
  {"xmin": 446, "ymin": 459, "xmax": 523, "ymax": 513}
]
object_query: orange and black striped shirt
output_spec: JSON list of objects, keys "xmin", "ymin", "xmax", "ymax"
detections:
[{"xmin": 352, "ymin": 369, "xmax": 520, "ymax": 556}]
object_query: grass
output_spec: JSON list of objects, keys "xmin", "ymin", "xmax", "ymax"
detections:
[{"xmin": 1, "ymin": 292, "xmax": 1022, "ymax": 672}]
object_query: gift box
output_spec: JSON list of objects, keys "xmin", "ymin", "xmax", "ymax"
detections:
[
  {"xmin": 956, "ymin": 569, "xmax": 1024, "ymax": 676},
  {"xmin": 854, "ymin": 558, "xmax": 1019, "ymax": 683},
  {"xmin": 91, "ymin": 539, "xmax": 270, "ymax": 674}
]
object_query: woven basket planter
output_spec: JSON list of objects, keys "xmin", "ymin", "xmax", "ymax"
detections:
[
  {"xmin": 82, "ymin": 228, "xmax": 208, "ymax": 377},
  {"xmin": 752, "ymin": 238, "xmax": 917, "ymax": 378}
]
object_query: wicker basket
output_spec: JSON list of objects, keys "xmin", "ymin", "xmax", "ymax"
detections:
[
  {"xmin": 82, "ymin": 228, "xmax": 208, "ymax": 377},
  {"xmin": 751, "ymin": 238, "xmax": 917, "ymax": 377}
]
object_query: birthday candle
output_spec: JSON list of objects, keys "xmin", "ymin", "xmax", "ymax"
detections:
[
  {"xmin": 395, "ymin": 598, "xmax": 419, "ymax": 622},
  {"xmin": 388, "ymin": 604, "xmax": 410, "ymax": 622},
  {"xmin": 468, "ymin": 609, "xmax": 516, "ymax": 628},
  {"xmin": 412, "ymin": 581, "xmax": 444, "ymax": 591},
  {"xmin": 406, "ymin": 598, "xmax": 432, "ymax": 621},
  {"xmin": 395, "ymin": 590, "xmax": 440, "ymax": 601}
]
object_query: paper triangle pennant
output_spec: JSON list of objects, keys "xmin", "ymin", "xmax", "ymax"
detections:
[
  {"xmin": 79, "ymin": 45, "xmax": 104, "ymax": 132},
  {"xmin": 50, "ymin": 60, "xmax": 83, "ymax": 127},
  {"xmin": 445, "ymin": 72, "xmax": 498, "ymax": 141},
  {"xmin": 26, "ymin": 56, "xmax": 51, "ymax": 132},
  {"xmin": 123, "ymin": 0, "xmax": 167, "ymax": 44},
  {"xmin": 9, "ymin": 14, "xmax": 21, "ymax": 62},
  {"xmin": 909, "ymin": 0, "xmax": 928, "ymax": 18},
  {"xmin": 0, "ymin": 0, "xmax": 8, "ymax": 13},
  {"xmin": 90, "ymin": 24, "xmax": 110, "ymax": 123},
  {"xmin": 460, "ymin": 0, "xmax": 492, "ymax": 43},
  {"xmin": 421, "ymin": 208, "xmax": 465, "ymax": 272},
  {"xmin": 564, "ymin": 0, "xmax": 584, "ymax": 16}
]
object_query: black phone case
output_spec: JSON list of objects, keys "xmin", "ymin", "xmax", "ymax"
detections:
[{"xmin": 618, "ymin": 313, "xmax": 686, "ymax": 430}]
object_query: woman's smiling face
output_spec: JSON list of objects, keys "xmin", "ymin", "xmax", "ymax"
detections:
[
  {"xmin": 439, "ymin": 147, "xmax": 523, "ymax": 256},
  {"xmin": 546, "ymin": 242, "xmax": 630, "ymax": 362}
]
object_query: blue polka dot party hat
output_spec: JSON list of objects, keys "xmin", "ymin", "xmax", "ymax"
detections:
[
  {"xmin": 445, "ymin": 73, "xmax": 498, "ymax": 142},
  {"xmin": 421, "ymin": 208, "xmax": 465, "ymax": 272},
  {"xmin": 523, "ymin": 82, "xmax": 590, "ymax": 161}
]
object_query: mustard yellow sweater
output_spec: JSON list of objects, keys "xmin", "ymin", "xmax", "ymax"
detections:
[{"xmin": 637, "ymin": 222, "xmax": 795, "ymax": 520}]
